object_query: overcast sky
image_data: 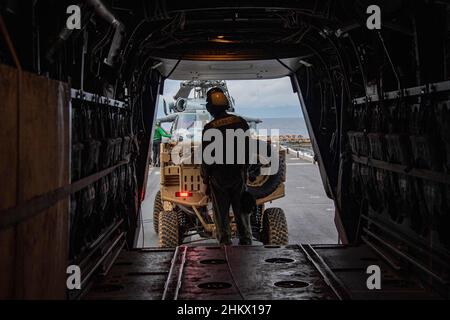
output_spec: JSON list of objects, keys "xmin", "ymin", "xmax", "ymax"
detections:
[{"xmin": 157, "ymin": 77, "xmax": 304, "ymax": 119}]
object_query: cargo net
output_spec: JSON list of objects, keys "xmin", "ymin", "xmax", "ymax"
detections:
[
  {"xmin": 348, "ymin": 90, "xmax": 450, "ymax": 274},
  {"xmin": 69, "ymin": 98, "xmax": 136, "ymax": 260}
]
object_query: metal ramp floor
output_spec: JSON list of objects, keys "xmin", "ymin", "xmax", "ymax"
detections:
[{"xmin": 85, "ymin": 245, "xmax": 440, "ymax": 300}]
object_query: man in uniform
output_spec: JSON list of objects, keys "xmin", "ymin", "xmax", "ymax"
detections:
[
  {"xmin": 201, "ymin": 87, "xmax": 253, "ymax": 245},
  {"xmin": 152, "ymin": 120, "xmax": 171, "ymax": 167}
]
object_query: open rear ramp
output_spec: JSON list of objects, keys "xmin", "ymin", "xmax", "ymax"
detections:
[{"xmin": 85, "ymin": 245, "xmax": 440, "ymax": 300}]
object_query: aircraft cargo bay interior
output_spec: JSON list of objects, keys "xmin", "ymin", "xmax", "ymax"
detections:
[{"xmin": 0, "ymin": 0, "xmax": 449, "ymax": 303}]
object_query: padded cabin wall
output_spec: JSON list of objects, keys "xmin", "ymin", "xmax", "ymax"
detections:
[{"xmin": 0, "ymin": 64, "xmax": 70, "ymax": 299}]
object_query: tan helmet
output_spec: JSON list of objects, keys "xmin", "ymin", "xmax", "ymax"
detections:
[{"xmin": 206, "ymin": 87, "xmax": 229, "ymax": 108}]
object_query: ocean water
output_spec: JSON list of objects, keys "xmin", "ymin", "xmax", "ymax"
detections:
[{"xmin": 257, "ymin": 117, "xmax": 309, "ymax": 137}]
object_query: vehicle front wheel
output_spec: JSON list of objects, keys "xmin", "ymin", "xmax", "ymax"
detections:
[
  {"xmin": 153, "ymin": 191, "xmax": 163, "ymax": 233},
  {"xmin": 159, "ymin": 210, "xmax": 181, "ymax": 248},
  {"xmin": 260, "ymin": 207, "xmax": 288, "ymax": 245}
]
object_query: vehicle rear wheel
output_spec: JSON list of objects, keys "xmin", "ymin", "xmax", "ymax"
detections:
[
  {"xmin": 153, "ymin": 191, "xmax": 163, "ymax": 233},
  {"xmin": 158, "ymin": 210, "xmax": 180, "ymax": 248},
  {"xmin": 260, "ymin": 207, "xmax": 288, "ymax": 245}
]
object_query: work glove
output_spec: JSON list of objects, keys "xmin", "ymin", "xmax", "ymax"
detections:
[{"xmin": 248, "ymin": 164, "xmax": 261, "ymax": 182}]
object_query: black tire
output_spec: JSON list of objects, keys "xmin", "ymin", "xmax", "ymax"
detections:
[
  {"xmin": 176, "ymin": 208, "xmax": 187, "ymax": 229},
  {"xmin": 261, "ymin": 207, "xmax": 288, "ymax": 245},
  {"xmin": 247, "ymin": 151, "xmax": 286, "ymax": 199},
  {"xmin": 158, "ymin": 210, "xmax": 180, "ymax": 248},
  {"xmin": 153, "ymin": 191, "xmax": 163, "ymax": 233}
]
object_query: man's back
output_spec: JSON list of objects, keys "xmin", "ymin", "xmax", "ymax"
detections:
[{"xmin": 201, "ymin": 112, "xmax": 250, "ymax": 183}]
